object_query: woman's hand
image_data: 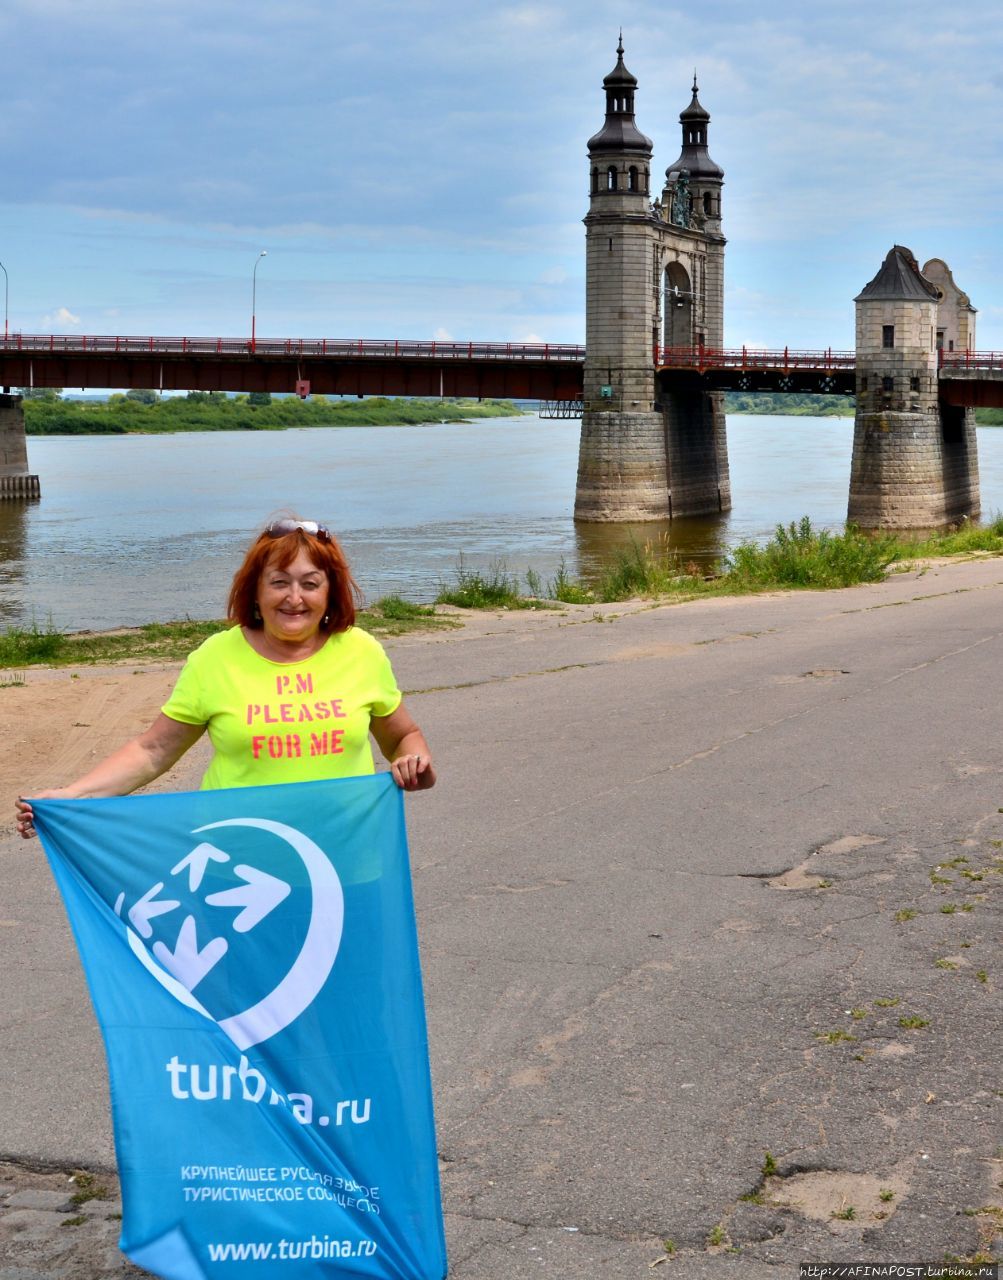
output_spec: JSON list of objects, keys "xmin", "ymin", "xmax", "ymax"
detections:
[
  {"xmin": 390, "ymin": 752, "xmax": 436, "ymax": 792},
  {"xmin": 372, "ymin": 702, "xmax": 437, "ymax": 793},
  {"xmin": 15, "ymin": 790, "xmax": 70, "ymax": 840}
]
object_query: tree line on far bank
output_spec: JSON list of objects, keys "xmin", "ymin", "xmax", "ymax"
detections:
[
  {"xmin": 17, "ymin": 388, "xmax": 1003, "ymax": 431},
  {"xmin": 18, "ymin": 389, "xmax": 528, "ymax": 434}
]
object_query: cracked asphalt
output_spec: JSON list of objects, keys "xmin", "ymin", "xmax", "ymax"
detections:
[{"xmin": 2, "ymin": 557, "xmax": 1001, "ymax": 1277}]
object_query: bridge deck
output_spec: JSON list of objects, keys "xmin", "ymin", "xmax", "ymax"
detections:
[
  {"xmin": 2, "ymin": 336, "xmax": 1002, "ymax": 407},
  {"xmin": 0, "ymin": 335, "xmax": 586, "ymax": 400}
]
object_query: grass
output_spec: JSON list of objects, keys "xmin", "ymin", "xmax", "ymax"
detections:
[
  {"xmin": 892, "ymin": 512, "xmax": 1003, "ymax": 559},
  {"xmin": 435, "ymin": 559, "xmax": 544, "ymax": 610},
  {"xmin": 726, "ymin": 517, "xmax": 898, "ymax": 589},
  {"xmin": 0, "ymin": 622, "xmax": 66, "ymax": 664},
  {"xmin": 16, "ymin": 507, "xmax": 1003, "ymax": 661},
  {"xmin": 69, "ymin": 1172, "xmax": 108, "ymax": 1206},
  {"xmin": 0, "ymin": 601, "xmax": 455, "ymax": 668}
]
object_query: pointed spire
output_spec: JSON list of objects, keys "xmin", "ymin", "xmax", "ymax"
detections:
[
  {"xmin": 589, "ymin": 35, "xmax": 652, "ymax": 155},
  {"xmin": 604, "ymin": 32, "xmax": 636, "ymax": 86},
  {"xmin": 665, "ymin": 76, "xmax": 722, "ymax": 182}
]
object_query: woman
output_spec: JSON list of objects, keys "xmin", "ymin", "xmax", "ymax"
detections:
[{"xmin": 16, "ymin": 518, "xmax": 434, "ymax": 837}]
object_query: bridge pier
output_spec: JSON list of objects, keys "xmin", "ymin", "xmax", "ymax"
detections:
[
  {"xmin": 848, "ymin": 247, "xmax": 978, "ymax": 530},
  {"xmin": 0, "ymin": 395, "xmax": 40, "ymax": 499},
  {"xmin": 575, "ymin": 44, "xmax": 730, "ymax": 523}
]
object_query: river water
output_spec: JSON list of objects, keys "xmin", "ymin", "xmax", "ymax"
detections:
[{"xmin": 3, "ymin": 414, "xmax": 1003, "ymax": 633}]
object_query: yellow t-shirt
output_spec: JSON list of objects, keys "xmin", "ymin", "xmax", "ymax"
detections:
[{"xmin": 162, "ymin": 626, "xmax": 402, "ymax": 790}]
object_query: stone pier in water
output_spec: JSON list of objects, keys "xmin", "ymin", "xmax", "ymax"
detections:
[{"xmin": 0, "ymin": 395, "xmax": 40, "ymax": 499}]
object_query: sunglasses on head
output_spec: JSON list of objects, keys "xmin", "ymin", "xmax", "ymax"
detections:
[{"xmin": 265, "ymin": 520, "xmax": 331, "ymax": 542}]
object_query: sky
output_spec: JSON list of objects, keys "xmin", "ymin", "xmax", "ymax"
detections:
[{"xmin": 0, "ymin": 0, "xmax": 1001, "ymax": 354}]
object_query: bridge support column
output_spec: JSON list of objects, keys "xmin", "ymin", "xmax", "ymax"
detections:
[
  {"xmin": 662, "ymin": 385, "xmax": 731, "ymax": 517},
  {"xmin": 848, "ymin": 246, "xmax": 978, "ymax": 529},
  {"xmin": 575, "ymin": 409, "xmax": 671, "ymax": 521},
  {"xmin": 0, "ymin": 395, "xmax": 40, "ymax": 499}
]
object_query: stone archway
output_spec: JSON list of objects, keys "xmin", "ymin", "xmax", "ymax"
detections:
[{"xmin": 663, "ymin": 262, "xmax": 693, "ymax": 349}]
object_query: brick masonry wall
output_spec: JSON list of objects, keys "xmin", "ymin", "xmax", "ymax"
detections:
[
  {"xmin": 849, "ymin": 298, "xmax": 979, "ymax": 528},
  {"xmin": 578, "ymin": 173, "xmax": 729, "ymax": 521},
  {"xmin": 575, "ymin": 411, "xmax": 671, "ymax": 521},
  {"xmin": 0, "ymin": 395, "xmax": 30, "ymax": 477},
  {"xmin": 663, "ymin": 388, "xmax": 730, "ymax": 517}
]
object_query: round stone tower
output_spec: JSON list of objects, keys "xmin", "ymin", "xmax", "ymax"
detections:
[{"xmin": 848, "ymin": 245, "xmax": 979, "ymax": 528}]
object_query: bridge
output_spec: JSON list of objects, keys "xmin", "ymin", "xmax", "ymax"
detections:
[
  {"xmin": 654, "ymin": 346, "xmax": 1003, "ymax": 407},
  {"xmin": 3, "ymin": 44, "xmax": 1003, "ymax": 527},
  {"xmin": 0, "ymin": 334, "xmax": 585, "ymax": 401},
  {"xmin": 5, "ymin": 334, "xmax": 1001, "ymax": 405}
]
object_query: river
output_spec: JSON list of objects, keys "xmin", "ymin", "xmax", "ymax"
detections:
[{"xmin": 3, "ymin": 414, "xmax": 1003, "ymax": 633}]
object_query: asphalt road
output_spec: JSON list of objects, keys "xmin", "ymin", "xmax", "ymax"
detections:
[{"xmin": 2, "ymin": 559, "xmax": 1001, "ymax": 1277}]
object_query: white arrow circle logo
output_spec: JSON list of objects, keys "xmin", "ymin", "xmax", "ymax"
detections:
[{"xmin": 120, "ymin": 817, "xmax": 344, "ymax": 1051}]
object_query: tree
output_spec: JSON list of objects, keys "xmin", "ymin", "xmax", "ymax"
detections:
[
  {"xmin": 248, "ymin": 391, "xmax": 272, "ymax": 407},
  {"xmin": 125, "ymin": 388, "xmax": 159, "ymax": 404},
  {"xmin": 18, "ymin": 387, "xmax": 62, "ymax": 400}
]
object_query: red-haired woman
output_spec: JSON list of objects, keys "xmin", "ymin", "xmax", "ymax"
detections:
[{"xmin": 15, "ymin": 519, "xmax": 434, "ymax": 837}]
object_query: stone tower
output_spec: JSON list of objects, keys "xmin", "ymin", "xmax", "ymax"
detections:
[
  {"xmin": 848, "ymin": 246, "xmax": 979, "ymax": 528},
  {"xmin": 575, "ymin": 44, "xmax": 730, "ymax": 521}
]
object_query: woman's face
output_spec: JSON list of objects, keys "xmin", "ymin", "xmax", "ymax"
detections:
[{"xmin": 256, "ymin": 546, "xmax": 330, "ymax": 645}]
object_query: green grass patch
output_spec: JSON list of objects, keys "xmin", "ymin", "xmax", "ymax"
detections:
[
  {"xmin": 892, "ymin": 512, "xmax": 1003, "ymax": 559},
  {"xmin": 435, "ymin": 559, "xmax": 549, "ymax": 610},
  {"xmin": 591, "ymin": 539, "xmax": 705, "ymax": 602},
  {"xmin": 1, "ymin": 604, "xmax": 455, "ymax": 668},
  {"xmin": 0, "ymin": 623, "xmax": 66, "ymax": 664},
  {"xmin": 725, "ymin": 517, "xmax": 898, "ymax": 589}
]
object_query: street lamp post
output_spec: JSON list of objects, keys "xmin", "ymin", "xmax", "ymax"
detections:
[
  {"xmin": 251, "ymin": 250, "xmax": 267, "ymax": 353},
  {"xmin": 0, "ymin": 260, "xmax": 8, "ymax": 341}
]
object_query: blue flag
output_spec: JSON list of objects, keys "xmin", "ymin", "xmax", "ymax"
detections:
[{"xmin": 32, "ymin": 774, "xmax": 447, "ymax": 1279}]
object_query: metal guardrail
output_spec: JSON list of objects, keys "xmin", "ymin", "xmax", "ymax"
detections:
[
  {"xmin": 656, "ymin": 346, "xmax": 855, "ymax": 371},
  {"xmin": 938, "ymin": 350, "xmax": 1003, "ymax": 372},
  {"xmin": 0, "ymin": 334, "xmax": 587, "ymax": 362}
]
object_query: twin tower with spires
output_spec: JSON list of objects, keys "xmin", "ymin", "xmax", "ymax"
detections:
[
  {"xmin": 576, "ymin": 37, "xmax": 730, "ymax": 522},
  {"xmin": 575, "ymin": 39, "xmax": 981, "ymax": 529}
]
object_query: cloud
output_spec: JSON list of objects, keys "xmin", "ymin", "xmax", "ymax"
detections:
[{"xmin": 41, "ymin": 306, "xmax": 81, "ymax": 331}]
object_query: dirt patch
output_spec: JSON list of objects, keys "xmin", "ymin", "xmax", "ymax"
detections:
[
  {"xmin": 0, "ymin": 663, "xmax": 205, "ymax": 834},
  {"xmin": 769, "ymin": 834, "xmax": 886, "ymax": 889},
  {"xmin": 767, "ymin": 1169, "xmax": 908, "ymax": 1228}
]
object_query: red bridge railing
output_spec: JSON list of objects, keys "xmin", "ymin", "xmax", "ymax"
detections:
[
  {"xmin": 0, "ymin": 333, "xmax": 586, "ymax": 362},
  {"xmin": 939, "ymin": 350, "xmax": 1003, "ymax": 372},
  {"xmin": 656, "ymin": 345, "xmax": 855, "ymax": 371}
]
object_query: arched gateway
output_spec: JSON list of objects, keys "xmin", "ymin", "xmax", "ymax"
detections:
[{"xmin": 575, "ymin": 40, "xmax": 730, "ymax": 522}]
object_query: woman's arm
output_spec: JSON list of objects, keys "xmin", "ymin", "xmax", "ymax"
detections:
[
  {"xmin": 15, "ymin": 713, "xmax": 206, "ymax": 839},
  {"xmin": 370, "ymin": 702, "xmax": 436, "ymax": 792}
]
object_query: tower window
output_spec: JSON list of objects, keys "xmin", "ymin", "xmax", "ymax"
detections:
[
  {"xmin": 703, "ymin": 191, "xmax": 712, "ymax": 215},
  {"xmin": 882, "ymin": 325, "xmax": 895, "ymax": 349},
  {"xmin": 606, "ymin": 166, "xmax": 617, "ymax": 191},
  {"xmin": 591, "ymin": 167, "xmax": 599, "ymax": 195},
  {"xmin": 628, "ymin": 166, "xmax": 638, "ymax": 192},
  {"xmin": 882, "ymin": 376, "xmax": 894, "ymax": 393},
  {"xmin": 910, "ymin": 376, "xmax": 920, "ymax": 391}
]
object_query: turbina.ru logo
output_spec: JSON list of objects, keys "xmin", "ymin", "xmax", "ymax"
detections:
[{"xmin": 114, "ymin": 817, "xmax": 343, "ymax": 1050}]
